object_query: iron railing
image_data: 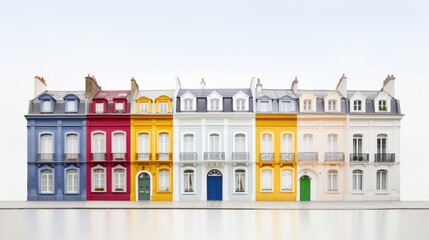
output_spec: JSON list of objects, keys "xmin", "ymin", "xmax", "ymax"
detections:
[
  {"xmin": 204, "ymin": 152, "xmax": 225, "ymax": 160},
  {"xmin": 298, "ymin": 152, "xmax": 318, "ymax": 162},
  {"xmin": 324, "ymin": 152, "xmax": 345, "ymax": 162},
  {"xmin": 180, "ymin": 152, "xmax": 197, "ymax": 161},
  {"xmin": 136, "ymin": 153, "xmax": 151, "ymax": 161},
  {"xmin": 64, "ymin": 153, "xmax": 80, "ymax": 162},
  {"xmin": 374, "ymin": 153, "xmax": 395, "ymax": 162},
  {"xmin": 349, "ymin": 153, "xmax": 369, "ymax": 162},
  {"xmin": 38, "ymin": 153, "xmax": 55, "ymax": 162},
  {"xmin": 232, "ymin": 152, "xmax": 249, "ymax": 161},
  {"xmin": 280, "ymin": 153, "xmax": 294, "ymax": 162},
  {"xmin": 91, "ymin": 153, "xmax": 106, "ymax": 161},
  {"xmin": 112, "ymin": 153, "xmax": 126, "ymax": 161},
  {"xmin": 260, "ymin": 153, "xmax": 275, "ymax": 162},
  {"xmin": 157, "ymin": 153, "xmax": 172, "ymax": 161}
]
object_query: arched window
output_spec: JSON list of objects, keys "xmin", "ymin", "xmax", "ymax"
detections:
[
  {"xmin": 113, "ymin": 168, "xmax": 126, "ymax": 192},
  {"xmin": 261, "ymin": 133, "xmax": 273, "ymax": 161},
  {"xmin": 66, "ymin": 169, "xmax": 78, "ymax": 194},
  {"xmin": 112, "ymin": 132, "xmax": 126, "ymax": 160},
  {"xmin": 137, "ymin": 133, "xmax": 150, "ymax": 160},
  {"xmin": 40, "ymin": 169, "xmax": 53, "ymax": 193},
  {"xmin": 281, "ymin": 169, "xmax": 293, "ymax": 191},
  {"xmin": 184, "ymin": 169, "xmax": 195, "ymax": 192},
  {"xmin": 39, "ymin": 134, "xmax": 54, "ymax": 162},
  {"xmin": 92, "ymin": 167, "xmax": 106, "ymax": 192},
  {"xmin": 261, "ymin": 169, "xmax": 272, "ymax": 191},
  {"xmin": 376, "ymin": 170, "xmax": 387, "ymax": 191},
  {"xmin": 158, "ymin": 133, "xmax": 170, "ymax": 160},
  {"xmin": 327, "ymin": 170, "xmax": 338, "ymax": 191},
  {"xmin": 92, "ymin": 132, "xmax": 106, "ymax": 161},
  {"xmin": 352, "ymin": 170, "xmax": 363, "ymax": 191},
  {"xmin": 159, "ymin": 169, "xmax": 170, "ymax": 191},
  {"xmin": 65, "ymin": 134, "xmax": 79, "ymax": 161},
  {"xmin": 235, "ymin": 169, "xmax": 246, "ymax": 192}
]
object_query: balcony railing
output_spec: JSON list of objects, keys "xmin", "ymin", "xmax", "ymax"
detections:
[
  {"xmin": 204, "ymin": 152, "xmax": 225, "ymax": 160},
  {"xmin": 64, "ymin": 153, "xmax": 80, "ymax": 162},
  {"xmin": 136, "ymin": 153, "xmax": 151, "ymax": 161},
  {"xmin": 324, "ymin": 152, "xmax": 345, "ymax": 162},
  {"xmin": 374, "ymin": 153, "xmax": 395, "ymax": 162},
  {"xmin": 260, "ymin": 153, "xmax": 274, "ymax": 162},
  {"xmin": 180, "ymin": 152, "xmax": 197, "ymax": 161},
  {"xmin": 112, "ymin": 153, "xmax": 126, "ymax": 161},
  {"xmin": 350, "ymin": 153, "xmax": 369, "ymax": 162},
  {"xmin": 38, "ymin": 153, "xmax": 55, "ymax": 162},
  {"xmin": 157, "ymin": 152, "xmax": 172, "ymax": 161},
  {"xmin": 232, "ymin": 152, "xmax": 249, "ymax": 161},
  {"xmin": 280, "ymin": 153, "xmax": 294, "ymax": 162},
  {"xmin": 91, "ymin": 153, "xmax": 106, "ymax": 161},
  {"xmin": 298, "ymin": 152, "xmax": 318, "ymax": 162}
]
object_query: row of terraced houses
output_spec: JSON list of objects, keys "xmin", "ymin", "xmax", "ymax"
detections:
[{"xmin": 26, "ymin": 74, "xmax": 403, "ymax": 201}]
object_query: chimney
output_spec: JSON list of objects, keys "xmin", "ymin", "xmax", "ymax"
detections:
[
  {"xmin": 382, "ymin": 74, "xmax": 395, "ymax": 97},
  {"xmin": 131, "ymin": 77, "xmax": 139, "ymax": 96},
  {"xmin": 200, "ymin": 78, "xmax": 206, "ymax": 89},
  {"xmin": 336, "ymin": 74, "xmax": 347, "ymax": 97},
  {"xmin": 256, "ymin": 78, "xmax": 262, "ymax": 92},
  {"xmin": 291, "ymin": 76, "xmax": 298, "ymax": 94},
  {"xmin": 34, "ymin": 76, "xmax": 47, "ymax": 97},
  {"xmin": 85, "ymin": 74, "xmax": 101, "ymax": 98}
]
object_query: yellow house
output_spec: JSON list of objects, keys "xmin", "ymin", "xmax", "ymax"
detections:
[
  {"xmin": 255, "ymin": 113, "xmax": 297, "ymax": 201},
  {"xmin": 130, "ymin": 92, "xmax": 174, "ymax": 201}
]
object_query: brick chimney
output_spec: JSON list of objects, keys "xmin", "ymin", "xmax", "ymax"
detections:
[
  {"xmin": 291, "ymin": 77, "xmax": 298, "ymax": 94},
  {"xmin": 382, "ymin": 74, "xmax": 395, "ymax": 97},
  {"xmin": 85, "ymin": 74, "xmax": 101, "ymax": 98},
  {"xmin": 336, "ymin": 74, "xmax": 347, "ymax": 97},
  {"xmin": 34, "ymin": 76, "xmax": 47, "ymax": 97}
]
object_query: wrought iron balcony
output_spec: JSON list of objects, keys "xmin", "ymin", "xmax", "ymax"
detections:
[
  {"xmin": 64, "ymin": 153, "xmax": 80, "ymax": 162},
  {"xmin": 112, "ymin": 153, "xmax": 126, "ymax": 161},
  {"xmin": 204, "ymin": 152, "xmax": 225, "ymax": 160},
  {"xmin": 232, "ymin": 152, "xmax": 249, "ymax": 161},
  {"xmin": 375, "ymin": 153, "xmax": 395, "ymax": 162},
  {"xmin": 136, "ymin": 153, "xmax": 151, "ymax": 161},
  {"xmin": 280, "ymin": 153, "xmax": 294, "ymax": 162},
  {"xmin": 38, "ymin": 153, "xmax": 55, "ymax": 162},
  {"xmin": 260, "ymin": 153, "xmax": 274, "ymax": 162},
  {"xmin": 91, "ymin": 153, "xmax": 106, "ymax": 161},
  {"xmin": 157, "ymin": 152, "xmax": 172, "ymax": 161},
  {"xmin": 324, "ymin": 152, "xmax": 345, "ymax": 162},
  {"xmin": 350, "ymin": 153, "xmax": 369, "ymax": 162},
  {"xmin": 298, "ymin": 152, "xmax": 318, "ymax": 162},
  {"xmin": 180, "ymin": 152, "xmax": 197, "ymax": 161}
]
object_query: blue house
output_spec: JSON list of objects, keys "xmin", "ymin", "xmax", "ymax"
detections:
[{"xmin": 26, "ymin": 76, "xmax": 87, "ymax": 201}]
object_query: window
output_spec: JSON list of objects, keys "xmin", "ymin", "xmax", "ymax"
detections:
[
  {"xmin": 184, "ymin": 134, "xmax": 194, "ymax": 152},
  {"xmin": 353, "ymin": 134, "xmax": 363, "ymax": 154},
  {"xmin": 353, "ymin": 100, "xmax": 362, "ymax": 111},
  {"xmin": 159, "ymin": 133, "xmax": 169, "ymax": 160},
  {"xmin": 328, "ymin": 100, "xmax": 336, "ymax": 111},
  {"xmin": 236, "ymin": 98, "xmax": 246, "ymax": 111},
  {"xmin": 327, "ymin": 170, "xmax": 338, "ymax": 191},
  {"xmin": 66, "ymin": 100, "xmax": 77, "ymax": 112},
  {"xmin": 281, "ymin": 169, "xmax": 293, "ymax": 191},
  {"xmin": 327, "ymin": 134, "xmax": 338, "ymax": 152},
  {"xmin": 138, "ymin": 133, "xmax": 150, "ymax": 160},
  {"xmin": 139, "ymin": 102, "xmax": 149, "ymax": 113},
  {"xmin": 115, "ymin": 102, "xmax": 124, "ymax": 112},
  {"xmin": 352, "ymin": 170, "xmax": 363, "ymax": 191},
  {"xmin": 281, "ymin": 133, "xmax": 293, "ymax": 153},
  {"xmin": 280, "ymin": 101, "xmax": 291, "ymax": 112},
  {"xmin": 42, "ymin": 100, "xmax": 51, "ymax": 112},
  {"xmin": 379, "ymin": 100, "xmax": 387, "ymax": 111},
  {"xmin": 376, "ymin": 170, "xmax": 387, "ymax": 191},
  {"xmin": 159, "ymin": 169, "xmax": 170, "ymax": 191},
  {"xmin": 259, "ymin": 101, "xmax": 269, "ymax": 112},
  {"xmin": 95, "ymin": 102, "xmax": 104, "ymax": 113},
  {"xmin": 261, "ymin": 169, "xmax": 272, "ymax": 191},
  {"xmin": 184, "ymin": 169, "xmax": 195, "ymax": 193},
  {"xmin": 303, "ymin": 134, "xmax": 313, "ymax": 152},
  {"xmin": 40, "ymin": 169, "xmax": 53, "ymax": 193},
  {"xmin": 66, "ymin": 169, "xmax": 78, "ymax": 194},
  {"xmin": 303, "ymin": 100, "xmax": 312, "ymax": 111},
  {"xmin": 234, "ymin": 134, "xmax": 246, "ymax": 152},
  {"xmin": 261, "ymin": 133, "xmax": 273, "ymax": 161},
  {"xmin": 183, "ymin": 99, "xmax": 193, "ymax": 111},
  {"xmin": 377, "ymin": 134, "xmax": 387, "ymax": 154},
  {"xmin": 65, "ymin": 134, "xmax": 79, "ymax": 161},
  {"xmin": 210, "ymin": 99, "xmax": 220, "ymax": 111},
  {"xmin": 92, "ymin": 132, "xmax": 106, "ymax": 160},
  {"xmin": 113, "ymin": 168, "xmax": 126, "ymax": 192},
  {"xmin": 235, "ymin": 169, "xmax": 246, "ymax": 192},
  {"xmin": 40, "ymin": 134, "xmax": 53, "ymax": 161},
  {"xmin": 112, "ymin": 132, "xmax": 126, "ymax": 160},
  {"xmin": 209, "ymin": 133, "xmax": 220, "ymax": 152},
  {"xmin": 159, "ymin": 102, "xmax": 168, "ymax": 113},
  {"xmin": 92, "ymin": 168, "xmax": 106, "ymax": 191}
]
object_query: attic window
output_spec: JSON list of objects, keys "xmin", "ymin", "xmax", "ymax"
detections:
[
  {"xmin": 280, "ymin": 101, "xmax": 291, "ymax": 112},
  {"xmin": 379, "ymin": 100, "xmax": 387, "ymax": 111},
  {"xmin": 328, "ymin": 100, "xmax": 337, "ymax": 111},
  {"xmin": 42, "ymin": 100, "xmax": 51, "ymax": 113},
  {"xmin": 303, "ymin": 100, "xmax": 312, "ymax": 111},
  {"xmin": 236, "ymin": 98, "xmax": 246, "ymax": 111},
  {"xmin": 66, "ymin": 100, "xmax": 77, "ymax": 112},
  {"xmin": 259, "ymin": 101, "xmax": 269, "ymax": 112},
  {"xmin": 95, "ymin": 102, "xmax": 104, "ymax": 113},
  {"xmin": 209, "ymin": 99, "xmax": 220, "ymax": 111},
  {"xmin": 183, "ymin": 98, "xmax": 193, "ymax": 111},
  {"xmin": 115, "ymin": 102, "xmax": 124, "ymax": 112},
  {"xmin": 353, "ymin": 100, "xmax": 362, "ymax": 111}
]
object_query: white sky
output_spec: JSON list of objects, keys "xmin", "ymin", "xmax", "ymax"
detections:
[{"xmin": 0, "ymin": 0, "xmax": 428, "ymax": 200}]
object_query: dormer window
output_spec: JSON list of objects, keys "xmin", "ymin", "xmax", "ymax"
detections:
[
  {"xmin": 350, "ymin": 92, "xmax": 367, "ymax": 113},
  {"xmin": 280, "ymin": 101, "xmax": 291, "ymax": 112},
  {"xmin": 328, "ymin": 100, "xmax": 337, "ymax": 111},
  {"xmin": 236, "ymin": 99, "xmax": 245, "ymax": 111},
  {"xmin": 95, "ymin": 102, "xmax": 104, "ymax": 113},
  {"xmin": 181, "ymin": 92, "xmax": 197, "ymax": 112},
  {"xmin": 66, "ymin": 100, "xmax": 77, "ymax": 112},
  {"xmin": 115, "ymin": 102, "xmax": 124, "ymax": 112},
  {"xmin": 210, "ymin": 99, "xmax": 220, "ymax": 111},
  {"xmin": 353, "ymin": 100, "xmax": 362, "ymax": 111},
  {"xmin": 64, "ymin": 94, "xmax": 80, "ymax": 113},
  {"xmin": 259, "ymin": 101, "xmax": 269, "ymax": 112},
  {"xmin": 379, "ymin": 100, "xmax": 387, "ymax": 111},
  {"xmin": 42, "ymin": 100, "xmax": 51, "ymax": 113},
  {"xmin": 159, "ymin": 102, "xmax": 168, "ymax": 113},
  {"xmin": 303, "ymin": 100, "xmax": 312, "ymax": 111},
  {"xmin": 207, "ymin": 91, "xmax": 223, "ymax": 112},
  {"xmin": 183, "ymin": 99, "xmax": 193, "ymax": 111},
  {"xmin": 140, "ymin": 102, "xmax": 149, "ymax": 113}
]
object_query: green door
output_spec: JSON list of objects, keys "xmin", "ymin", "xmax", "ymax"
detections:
[
  {"xmin": 300, "ymin": 175, "xmax": 311, "ymax": 201},
  {"xmin": 138, "ymin": 172, "xmax": 151, "ymax": 201}
]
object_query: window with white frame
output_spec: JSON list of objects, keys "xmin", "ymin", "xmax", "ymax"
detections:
[
  {"xmin": 40, "ymin": 169, "xmax": 53, "ymax": 193},
  {"xmin": 377, "ymin": 134, "xmax": 387, "ymax": 154},
  {"xmin": 352, "ymin": 170, "xmax": 363, "ymax": 191},
  {"xmin": 113, "ymin": 168, "xmax": 126, "ymax": 192},
  {"xmin": 183, "ymin": 169, "xmax": 195, "ymax": 192},
  {"xmin": 95, "ymin": 102, "xmax": 104, "ymax": 113},
  {"xmin": 183, "ymin": 134, "xmax": 194, "ymax": 152},
  {"xmin": 65, "ymin": 134, "xmax": 79, "ymax": 161},
  {"xmin": 112, "ymin": 132, "xmax": 126, "ymax": 160},
  {"xmin": 158, "ymin": 169, "xmax": 170, "ymax": 191},
  {"xmin": 303, "ymin": 134, "xmax": 313, "ymax": 152},
  {"xmin": 92, "ymin": 168, "xmax": 105, "ymax": 191},
  {"xmin": 138, "ymin": 133, "xmax": 150, "ymax": 160},
  {"xmin": 327, "ymin": 170, "xmax": 338, "ymax": 191},
  {"xmin": 139, "ymin": 102, "xmax": 149, "ymax": 113},
  {"xmin": 303, "ymin": 100, "xmax": 312, "ymax": 111},
  {"xmin": 209, "ymin": 133, "xmax": 220, "ymax": 152},
  {"xmin": 66, "ymin": 100, "xmax": 77, "ymax": 112},
  {"xmin": 261, "ymin": 133, "xmax": 273, "ymax": 161},
  {"xmin": 210, "ymin": 99, "xmax": 220, "ymax": 111},
  {"xmin": 281, "ymin": 133, "xmax": 293, "ymax": 153},
  {"xmin": 259, "ymin": 101, "xmax": 269, "ymax": 112},
  {"xmin": 281, "ymin": 169, "xmax": 293, "ymax": 191},
  {"xmin": 159, "ymin": 133, "xmax": 169, "ymax": 160},
  {"xmin": 236, "ymin": 98, "xmax": 246, "ymax": 111},
  {"xmin": 92, "ymin": 132, "xmax": 106, "ymax": 160},
  {"xmin": 66, "ymin": 169, "xmax": 79, "ymax": 194},
  {"xmin": 115, "ymin": 102, "xmax": 124, "ymax": 112},
  {"xmin": 376, "ymin": 170, "xmax": 387, "ymax": 191},
  {"xmin": 42, "ymin": 100, "xmax": 51, "ymax": 112},
  {"xmin": 235, "ymin": 169, "xmax": 246, "ymax": 192},
  {"xmin": 353, "ymin": 100, "xmax": 362, "ymax": 111},
  {"xmin": 261, "ymin": 169, "xmax": 272, "ymax": 191},
  {"xmin": 328, "ymin": 100, "xmax": 337, "ymax": 111},
  {"xmin": 327, "ymin": 134, "xmax": 338, "ymax": 152},
  {"xmin": 183, "ymin": 98, "xmax": 193, "ymax": 111},
  {"xmin": 280, "ymin": 101, "xmax": 291, "ymax": 112},
  {"xmin": 234, "ymin": 134, "xmax": 246, "ymax": 153},
  {"xmin": 378, "ymin": 100, "xmax": 387, "ymax": 111},
  {"xmin": 40, "ymin": 134, "xmax": 54, "ymax": 161},
  {"xmin": 353, "ymin": 134, "xmax": 363, "ymax": 154},
  {"xmin": 159, "ymin": 102, "xmax": 168, "ymax": 113}
]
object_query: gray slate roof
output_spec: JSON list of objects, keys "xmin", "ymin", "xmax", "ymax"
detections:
[{"xmin": 29, "ymin": 91, "xmax": 86, "ymax": 115}]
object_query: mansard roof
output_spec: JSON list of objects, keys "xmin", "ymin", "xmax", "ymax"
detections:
[
  {"xmin": 256, "ymin": 89, "xmax": 297, "ymax": 100},
  {"xmin": 347, "ymin": 90, "xmax": 401, "ymax": 114},
  {"xmin": 92, "ymin": 90, "xmax": 131, "ymax": 102},
  {"xmin": 177, "ymin": 88, "xmax": 252, "ymax": 98},
  {"xmin": 135, "ymin": 90, "xmax": 175, "ymax": 100},
  {"xmin": 29, "ymin": 91, "xmax": 86, "ymax": 115}
]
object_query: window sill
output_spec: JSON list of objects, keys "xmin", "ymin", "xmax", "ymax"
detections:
[
  {"xmin": 280, "ymin": 190, "xmax": 294, "ymax": 193},
  {"xmin": 260, "ymin": 190, "xmax": 274, "ymax": 193},
  {"xmin": 181, "ymin": 192, "xmax": 197, "ymax": 195}
]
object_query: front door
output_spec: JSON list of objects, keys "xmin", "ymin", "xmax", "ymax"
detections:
[
  {"xmin": 300, "ymin": 175, "xmax": 311, "ymax": 201},
  {"xmin": 138, "ymin": 172, "xmax": 151, "ymax": 201},
  {"xmin": 207, "ymin": 170, "xmax": 222, "ymax": 201}
]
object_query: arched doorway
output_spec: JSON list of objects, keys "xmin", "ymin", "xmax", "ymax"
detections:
[
  {"xmin": 207, "ymin": 169, "xmax": 222, "ymax": 201},
  {"xmin": 138, "ymin": 172, "xmax": 151, "ymax": 201},
  {"xmin": 300, "ymin": 175, "xmax": 311, "ymax": 201}
]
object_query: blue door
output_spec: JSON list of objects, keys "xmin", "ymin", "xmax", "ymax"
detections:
[{"xmin": 207, "ymin": 170, "xmax": 222, "ymax": 201}]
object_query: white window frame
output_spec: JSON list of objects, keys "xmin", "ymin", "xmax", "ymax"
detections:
[
  {"xmin": 281, "ymin": 133, "xmax": 293, "ymax": 153},
  {"xmin": 280, "ymin": 100, "xmax": 291, "ymax": 113},
  {"xmin": 65, "ymin": 133, "xmax": 79, "ymax": 154},
  {"xmin": 66, "ymin": 100, "xmax": 77, "ymax": 112},
  {"xmin": 378, "ymin": 100, "xmax": 387, "ymax": 111},
  {"xmin": 139, "ymin": 102, "xmax": 149, "ymax": 113},
  {"xmin": 261, "ymin": 133, "xmax": 273, "ymax": 154},
  {"xmin": 281, "ymin": 169, "xmax": 293, "ymax": 192},
  {"xmin": 65, "ymin": 168, "xmax": 79, "ymax": 194},
  {"xmin": 40, "ymin": 168, "xmax": 54, "ymax": 194},
  {"xmin": 183, "ymin": 98, "xmax": 194, "ymax": 111},
  {"xmin": 209, "ymin": 133, "xmax": 221, "ymax": 152},
  {"xmin": 327, "ymin": 134, "xmax": 338, "ymax": 152},
  {"xmin": 303, "ymin": 99, "xmax": 312, "ymax": 111},
  {"xmin": 234, "ymin": 168, "xmax": 247, "ymax": 193},
  {"xmin": 91, "ymin": 132, "xmax": 106, "ymax": 160},
  {"xmin": 328, "ymin": 100, "xmax": 336, "ymax": 111},
  {"xmin": 159, "ymin": 101, "xmax": 168, "ymax": 113},
  {"xmin": 353, "ymin": 100, "xmax": 362, "ymax": 111},
  {"xmin": 92, "ymin": 167, "xmax": 106, "ymax": 192},
  {"xmin": 158, "ymin": 169, "xmax": 170, "ymax": 192},
  {"xmin": 303, "ymin": 134, "xmax": 313, "ymax": 152},
  {"xmin": 137, "ymin": 133, "xmax": 150, "ymax": 160},
  {"xmin": 236, "ymin": 98, "xmax": 246, "ymax": 111},
  {"xmin": 261, "ymin": 169, "xmax": 273, "ymax": 192},
  {"xmin": 352, "ymin": 170, "xmax": 363, "ymax": 191},
  {"xmin": 183, "ymin": 168, "xmax": 195, "ymax": 193},
  {"xmin": 159, "ymin": 133, "xmax": 169, "ymax": 160},
  {"xmin": 376, "ymin": 170, "xmax": 388, "ymax": 191},
  {"xmin": 327, "ymin": 170, "xmax": 338, "ymax": 191},
  {"xmin": 183, "ymin": 133, "xmax": 195, "ymax": 152},
  {"xmin": 259, "ymin": 100, "xmax": 269, "ymax": 112},
  {"xmin": 42, "ymin": 100, "xmax": 51, "ymax": 113},
  {"xmin": 115, "ymin": 102, "xmax": 124, "ymax": 112},
  {"xmin": 234, "ymin": 133, "xmax": 246, "ymax": 153},
  {"xmin": 209, "ymin": 98, "xmax": 220, "ymax": 111},
  {"xmin": 40, "ymin": 133, "xmax": 54, "ymax": 155},
  {"xmin": 112, "ymin": 167, "xmax": 126, "ymax": 192},
  {"xmin": 112, "ymin": 132, "xmax": 126, "ymax": 154},
  {"xmin": 377, "ymin": 134, "xmax": 387, "ymax": 154},
  {"xmin": 95, "ymin": 102, "xmax": 104, "ymax": 113},
  {"xmin": 352, "ymin": 134, "xmax": 363, "ymax": 154}
]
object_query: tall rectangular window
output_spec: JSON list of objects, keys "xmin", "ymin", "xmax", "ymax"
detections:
[
  {"xmin": 112, "ymin": 133, "xmax": 126, "ymax": 154},
  {"xmin": 235, "ymin": 169, "xmax": 246, "ymax": 192},
  {"xmin": 236, "ymin": 99, "xmax": 245, "ymax": 110},
  {"xmin": 42, "ymin": 100, "xmax": 51, "ymax": 112},
  {"xmin": 259, "ymin": 101, "xmax": 269, "ymax": 112},
  {"xmin": 261, "ymin": 134, "xmax": 272, "ymax": 153},
  {"xmin": 352, "ymin": 170, "xmax": 363, "ymax": 191},
  {"xmin": 66, "ymin": 100, "xmax": 77, "ymax": 112},
  {"xmin": 159, "ymin": 169, "xmax": 170, "ymax": 191},
  {"xmin": 115, "ymin": 102, "xmax": 124, "ymax": 112},
  {"xmin": 183, "ymin": 99, "xmax": 193, "ymax": 111},
  {"xmin": 327, "ymin": 134, "xmax": 338, "ymax": 152},
  {"xmin": 281, "ymin": 133, "xmax": 293, "ymax": 153},
  {"xmin": 66, "ymin": 134, "xmax": 78, "ymax": 154},
  {"xmin": 40, "ymin": 169, "xmax": 53, "ymax": 193},
  {"xmin": 95, "ymin": 103, "xmax": 104, "ymax": 113},
  {"xmin": 234, "ymin": 134, "xmax": 246, "ymax": 152},
  {"xmin": 183, "ymin": 134, "xmax": 194, "ymax": 152},
  {"xmin": 184, "ymin": 169, "xmax": 195, "ymax": 192},
  {"xmin": 92, "ymin": 133, "xmax": 106, "ymax": 161},
  {"xmin": 261, "ymin": 169, "xmax": 272, "ymax": 191},
  {"xmin": 140, "ymin": 102, "xmax": 149, "ymax": 113},
  {"xmin": 280, "ymin": 101, "xmax": 291, "ymax": 112},
  {"xmin": 210, "ymin": 99, "xmax": 220, "ymax": 111},
  {"xmin": 328, "ymin": 100, "xmax": 336, "ymax": 111},
  {"xmin": 377, "ymin": 134, "xmax": 387, "ymax": 154},
  {"xmin": 138, "ymin": 133, "xmax": 150, "ymax": 160},
  {"xmin": 303, "ymin": 134, "xmax": 313, "ymax": 152},
  {"xmin": 209, "ymin": 134, "xmax": 220, "ymax": 152},
  {"xmin": 92, "ymin": 168, "xmax": 105, "ymax": 191},
  {"xmin": 159, "ymin": 102, "xmax": 168, "ymax": 113},
  {"xmin": 113, "ymin": 168, "xmax": 126, "ymax": 192},
  {"xmin": 353, "ymin": 100, "xmax": 362, "ymax": 111},
  {"xmin": 281, "ymin": 169, "xmax": 293, "ymax": 191},
  {"xmin": 159, "ymin": 133, "xmax": 169, "ymax": 160},
  {"xmin": 303, "ymin": 100, "xmax": 311, "ymax": 111},
  {"xmin": 327, "ymin": 170, "xmax": 338, "ymax": 191},
  {"xmin": 66, "ymin": 169, "xmax": 78, "ymax": 194},
  {"xmin": 353, "ymin": 135, "xmax": 363, "ymax": 154},
  {"xmin": 376, "ymin": 170, "xmax": 387, "ymax": 191}
]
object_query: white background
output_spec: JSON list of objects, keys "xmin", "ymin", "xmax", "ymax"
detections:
[{"xmin": 0, "ymin": 0, "xmax": 428, "ymax": 200}]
